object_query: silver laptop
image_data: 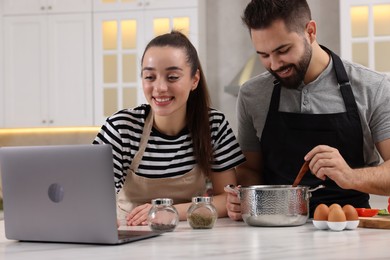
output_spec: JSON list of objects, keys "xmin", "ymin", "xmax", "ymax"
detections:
[{"xmin": 0, "ymin": 144, "xmax": 161, "ymax": 244}]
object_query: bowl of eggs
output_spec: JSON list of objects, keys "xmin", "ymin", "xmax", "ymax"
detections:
[{"xmin": 313, "ymin": 203, "xmax": 359, "ymax": 231}]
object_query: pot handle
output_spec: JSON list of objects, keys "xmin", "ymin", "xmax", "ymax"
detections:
[
  {"xmin": 305, "ymin": 185, "xmax": 325, "ymax": 200},
  {"xmin": 308, "ymin": 184, "xmax": 325, "ymax": 193},
  {"xmin": 224, "ymin": 184, "xmax": 240, "ymax": 195}
]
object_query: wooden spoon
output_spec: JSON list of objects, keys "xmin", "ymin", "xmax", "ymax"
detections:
[{"xmin": 292, "ymin": 160, "xmax": 310, "ymax": 187}]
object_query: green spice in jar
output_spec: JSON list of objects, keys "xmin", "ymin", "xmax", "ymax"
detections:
[
  {"xmin": 188, "ymin": 213, "xmax": 216, "ymax": 229},
  {"xmin": 187, "ymin": 196, "xmax": 218, "ymax": 229}
]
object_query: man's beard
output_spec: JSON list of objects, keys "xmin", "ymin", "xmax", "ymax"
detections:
[{"xmin": 269, "ymin": 40, "xmax": 312, "ymax": 89}]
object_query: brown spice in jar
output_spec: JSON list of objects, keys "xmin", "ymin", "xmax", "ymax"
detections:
[{"xmin": 150, "ymin": 223, "xmax": 177, "ymax": 232}]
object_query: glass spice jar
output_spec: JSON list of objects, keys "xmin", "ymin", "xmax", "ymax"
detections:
[
  {"xmin": 147, "ymin": 198, "xmax": 179, "ymax": 232},
  {"xmin": 187, "ymin": 196, "xmax": 218, "ymax": 229}
]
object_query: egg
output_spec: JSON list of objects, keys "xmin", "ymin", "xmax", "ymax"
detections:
[
  {"xmin": 314, "ymin": 204, "xmax": 329, "ymax": 221},
  {"xmin": 328, "ymin": 207, "xmax": 347, "ymax": 222},
  {"xmin": 342, "ymin": 204, "xmax": 359, "ymax": 221},
  {"xmin": 328, "ymin": 207, "xmax": 347, "ymax": 231},
  {"xmin": 343, "ymin": 204, "xmax": 360, "ymax": 229},
  {"xmin": 329, "ymin": 203, "xmax": 342, "ymax": 211},
  {"xmin": 313, "ymin": 204, "xmax": 329, "ymax": 230}
]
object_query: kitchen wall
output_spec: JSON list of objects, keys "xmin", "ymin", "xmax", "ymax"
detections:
[
  {"xmin": 205, "ymin": 0, "xmax": 341, "ymax": 133},
  {"xmin": 205, "ymin": 0, "xmax": 254, "ymax": 133}
]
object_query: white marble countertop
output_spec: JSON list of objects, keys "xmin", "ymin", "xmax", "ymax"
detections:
[{"xmin": 1, "ymin": 218, "xmax": 390, "ymax": 259}]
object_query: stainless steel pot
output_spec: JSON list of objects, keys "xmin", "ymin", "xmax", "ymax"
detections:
[{"xmin": 226, "ymin": 185, "xmax": 324, "ymax": 227}]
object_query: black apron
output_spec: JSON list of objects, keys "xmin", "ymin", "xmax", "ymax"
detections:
[{"xmin": 260, "ymin": 46, "xmax": 370, "ymax": 217}]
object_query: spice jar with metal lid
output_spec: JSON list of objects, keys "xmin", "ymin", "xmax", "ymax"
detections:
[
  {"xmin": 147, "ymin": 198, "xmax": 179, "ymax": 232},
  {"xmin": 187, "ymin": 196, "xmax": 218, "ymax": 229}
]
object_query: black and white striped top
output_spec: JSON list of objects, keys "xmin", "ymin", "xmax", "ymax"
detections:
[{"xmin": 93, "ymin": 104, "xmax": 246, "ymax": 192}]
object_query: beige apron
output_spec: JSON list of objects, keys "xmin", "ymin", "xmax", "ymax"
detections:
[{"xmin": 116, "ymin": 110, "xmax": 207, "ymax": 223}]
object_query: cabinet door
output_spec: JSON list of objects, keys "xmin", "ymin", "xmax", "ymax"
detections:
[
  {"xmin": 92, "ymin": 0, "xmax": 197, "ymax": 12},
  {"xmin": 340, "ymin": 0, "xmax": 390, "ymax": 73},
  {"xmin": 48, "ymin": 14, "xmax": 93, "ymax": 126},
  {"xmin": 93, "ymin": 11, "xmax": 145, "ymax": 126},
  {"xmin": 4, "ymin": 14, "xmax": 93, "ymax": 127},
  {"xmin": 146, "ymin": 0, "xmax": 197, "ymax": 9},
  {"xmin": 4, "ymin": 16, "xmax": 48, "ymax": 127},
  {"xmin": 144, "ymin": 8, "xmax": 198, "ymax": 49},
  {"xmin": 48, "ymin": 0, "xmax": 92, "ymax": 14},
  {"xmin": 2, "ymin": 0, "xmax": 92, "ymax": 15},
  {"xmin": 93, "ymin": 0, "xmax": 143, "ymax": 12},
  {"xmin": 2, "ymin": 0, "xmax": 46, "ymax": 15}
]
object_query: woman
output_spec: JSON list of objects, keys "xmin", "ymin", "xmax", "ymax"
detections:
[{"xmin": 94, "ymin": 31, "xmax": 245, "ymax": 226}]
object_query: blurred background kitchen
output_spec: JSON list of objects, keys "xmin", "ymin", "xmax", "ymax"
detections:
[{"xmin": 0, "ymin": 0, "xmax": 389, "ymax": 210}]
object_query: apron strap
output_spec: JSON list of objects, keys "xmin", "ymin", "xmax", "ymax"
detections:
[
  {"xmin": 129, "ymin": 109, "xmax": 154, "ymax": 173},
  {"xmin": 269, "ymin": 80, "xmax": 282, "ymax": 113},
  {"xmin": 321, "ymin": 45, "xmax": 359, "ymax": 115}
]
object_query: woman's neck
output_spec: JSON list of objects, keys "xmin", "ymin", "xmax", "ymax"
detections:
[{"xmin": 153, "ymin": 114, "xmax": 186, "ymax": 136}]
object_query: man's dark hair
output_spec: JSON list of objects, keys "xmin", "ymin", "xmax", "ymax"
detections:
[{"xmin": 242, "ymin": 0, "xmax": 312, "ymax": 33}]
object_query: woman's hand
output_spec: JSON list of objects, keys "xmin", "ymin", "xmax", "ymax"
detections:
[
  {"xmin": 126, "ymin": 203, "xmax": 152, "ymax": 226},
  {"xmin": 225, "ymin": 186, "xmax": 243, "ymax": 221}
]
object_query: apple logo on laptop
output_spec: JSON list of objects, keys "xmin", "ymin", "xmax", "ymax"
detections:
[{"xmin": 48, "ymin": 183, "xmax": 64, "ymax": 203}]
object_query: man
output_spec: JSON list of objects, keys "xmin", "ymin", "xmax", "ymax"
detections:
[{"xmin": 227, "ymin": 0, "xmax": 390, "ymax": 220}]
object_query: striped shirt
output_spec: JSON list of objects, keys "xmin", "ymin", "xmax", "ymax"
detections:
[{"xmin": 93, "ymin": 104, "xmax": 246, "ymax": 192}]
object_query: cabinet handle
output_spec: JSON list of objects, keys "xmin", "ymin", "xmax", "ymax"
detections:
[
  {"xmin": 145, "ymin": 1, "xmax": 150, "ymax": 6},
  {"xmin": 41, "ymin": 6, "xmax": 45, "ymax": 10},
  {"xmin": 49, "ymin": 120, "xmax": 54, "ymax": 124},
  {"xmin": 48, "ymin": 6, "xmax": 52, "ymax": 10},
  {"xmin": 42, "ymin": 120, "xmax": 46, "ymax": 124}
]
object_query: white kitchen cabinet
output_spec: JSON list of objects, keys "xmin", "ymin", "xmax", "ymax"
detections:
[
  {"xmin": 3, "ymin": 13, "xmax": 93, "ymax": 127},
  {"xmin": 340, "ymin": 0, "xmax": 390, "ymax": 73},
  {"xmin": 1, "ymin": 0, "xmax": 204, "ymax": 127},
  {"xmin": 93, "ymin": 0, "xmax": 197, "ymax": 12},
  {"xmin": 93, "ymin": 1, "xmax": 203, "ymax": 126},
  {"xmin": 2, "ymin": 0, "xmax": 92, "ymax": 15}
]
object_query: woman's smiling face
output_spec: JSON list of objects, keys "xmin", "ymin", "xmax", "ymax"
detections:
[{"xmin": 141, "ymin": 46, "xmax": 199, "ymax": 118}]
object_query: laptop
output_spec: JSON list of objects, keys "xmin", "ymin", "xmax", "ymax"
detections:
[{"xmin": 0, "ymin": 144, "xmax": 161, "ymax": 244}]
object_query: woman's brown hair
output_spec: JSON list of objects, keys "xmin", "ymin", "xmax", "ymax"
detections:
[{"xmin": 141, "ymin": 31, "xmax": 212, "ymax": 176}]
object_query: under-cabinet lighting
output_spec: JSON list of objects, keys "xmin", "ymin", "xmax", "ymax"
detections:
[{"xmin": 0, "ymin": 127, "xmax": 100, "ymax": 135}]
